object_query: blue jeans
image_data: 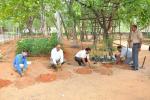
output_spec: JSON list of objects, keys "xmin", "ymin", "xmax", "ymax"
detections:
[
  {"xmin": 14, "ymin": 64, "xmax": 27, "ymax": 76},
  {"xmin": 132, "ymin": 43, "xmax": 140, "ymax": 69}
]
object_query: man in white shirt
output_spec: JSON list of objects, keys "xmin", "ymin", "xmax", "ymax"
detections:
[
  {"xmin": 75, "ymin": 48, "xmax": 91, "ymax": 67},
  {"xmin": 50, "ymin": 44, "xmax": 64, "ymax": 70},
  {"xmin": 115, "ymin": 45, "xmax": 132, "ymax": 65}
]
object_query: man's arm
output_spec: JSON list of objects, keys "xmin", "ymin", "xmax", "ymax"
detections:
[
  {"xmin": 82, "ymin": 55, "xmax": 91, "ymax": 67},
  {"xmin": 128, "ymin": 34, "xmax": 131, "ymax": 42},
  {"xmin": 139, "ymin": 32, "xmax": 143, "ymax": 46},
  {"xmin": 138, "ymin": 32, "xmax": 143, "ymax": 51},
  {"xmin": 51, "ymin": 49, "xmax": 57, "ymax": 65},
  {"xmin": 128, "ymin": 33, "xmax": 132, "ymax": 48},
  {"xmin": 23, "ymin": 58, "xmax": 28, "ymax": 69},
  {"xmin": 52, "ymin": 59, "xmax": 57, "ymax": 65},
  {"xmin": 87, "ymin": 59, "xmax": 91, "ymax": 67},
  {"xmin": 87, "ymin": 55, "xmax": 91, "ymax": 67},
  {"xmin": 81, "ymin": 58, "xmax": 87, "ymax": 66}
]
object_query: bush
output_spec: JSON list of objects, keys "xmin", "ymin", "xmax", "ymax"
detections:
[{"xmin": 16, "ymin": 33, "xmax": 58, "ymax": 56}]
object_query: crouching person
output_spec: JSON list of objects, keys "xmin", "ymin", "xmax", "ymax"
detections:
[
  {"xmin": 115, "ymin": 45, "xmax": 132, "ymax": 65},
  {"xmin": 75, "ymin": 47, "xmax": 91, "ymax": 67},
  {"xmin": 50, "ymin": 44, "xmax": 64, "ymax": 71},
  {"xmin": 13, "ymin": 50, "xmax": 28, "ymax": 77}
]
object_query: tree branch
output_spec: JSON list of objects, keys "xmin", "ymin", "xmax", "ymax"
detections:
[
  {"xmin": 107, "ymin": 2, "xmax": 120, "ymax": 32},
  {"xmin": 75, "ymin": 0, "xmax": 105, "ymax": 29}
]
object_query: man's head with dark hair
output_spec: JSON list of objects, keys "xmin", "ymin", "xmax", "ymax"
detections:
[
  {"xmin": 131, "ymin": 25, "xmax": 137, "ymax": 32},
  {"xmin": 56, "ymin": 44, "xmax": 62, "ymax": 51},
  {"xmin": 117, "ymin": 45, "xmax": 122, "ymax": 52},
  {"xmin": 85, "ymin": 47, "xmax": 91, "ymax": 54},
  {"xmin": 85, "ymin": 47, "xmax": 91, "ymax": 51},
  {"xmin": 22, "ymin": 50, "xmax": 28, "ymax": 53},
  {"xmin": 132, "ymin": 25, "xmax": 137, "ymax": 28},
  {"xmin": 22, "ymin": 50, "xmax": 28, "ymax": 57}
]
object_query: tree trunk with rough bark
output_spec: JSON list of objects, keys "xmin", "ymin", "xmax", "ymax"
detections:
[
  {"xmin": 65, "ymin": 0, "xmax": 79, "ymax": 47},
  {"xmin": 26, "ymin": 16, "xmax": 34, "ymax": 35}
]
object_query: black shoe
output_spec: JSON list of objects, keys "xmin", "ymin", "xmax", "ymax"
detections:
[
  {"xmin": 132, "ymin": 67, "xmax": 138, "ymax": 71},
  {"xmin": 61, "ymin": 62, "xmax": 65, "ymax": 65},
  {"xmin": 135, "ymin": 68, "xmax": 138, "ymax": 70},
  {"xmin": 130, "ymin": 64, "xmax": 134, "ymax": 67},
  {"xmin": 130, "ymin": 66, "xmax": 136, "ymax": 70},
  {"xmin": 130, "ymin": 65, "xmax": 135, "ymax": 69}
]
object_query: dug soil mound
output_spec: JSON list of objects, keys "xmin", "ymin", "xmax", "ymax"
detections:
[
  {"xmin": 36, "ymin": 73, "xmax": 57, "ymax": 83},
  {"xmin": 74, "ymin": 67, "xmax": 92, "ymax": 74},
  {"xmin": 93, "ymin": 67, "xmax": 113, "ymax": 75},
  {"xmin": 0, "ymin": 79, "xmax": 12, "ymax": 88},
  {"xmin": 14, "ymin": 77, "xmax": 36, "ymax": 89},
  {"xmin": 56, "ymin": 71, "xmax": 72, "ymax": 80},
  {"xmin": 102, "ymin": 63, "xmax": 113, "ymax": 68}
]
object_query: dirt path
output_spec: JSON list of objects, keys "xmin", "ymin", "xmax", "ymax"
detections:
[{"xmin": 0, "ymin": 39, "xmax": 150, "ymax": 100}]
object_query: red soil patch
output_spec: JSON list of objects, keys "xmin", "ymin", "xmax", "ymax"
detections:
[
  {"xmin": 36, "ymin": 73, "xmax": 57, "ymax": 83},
  {"xmin": 0, "ymin": 79, "xmax": 12, "ymax": 88},
  {"xmin": 93, "ymin": 67, "xmax": 113, "ymax": 75},
  {"xmin": 56, "ymin": 71, "xmax": 72, "ymax": 80},
  {"xmin": 102, "ymin": 63, "xmax": 113, "ymax": 68},
  {"xmin": 74, "ymin": 67, "xmax": 92, "ymax": 74},
  {"xmin": 14, "ymin": 77, "xmax": 36, "ymax": 89}
]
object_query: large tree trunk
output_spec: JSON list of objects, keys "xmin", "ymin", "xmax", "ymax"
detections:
[
  {"xmin": 40, "ymin": 13, "xmax": 47, "ymax": 36},
  {"xmin": 59, "ymin": 13, "xmax": 69, "ymax": 39},
  {"xmin": 128, "ymin": 23, "xmax": 133, "ymax": 48},
  {"xmin": 55, "ymin": 11, "xmax": 63, "ymax": 44},
  {"xmin": 40, "ymin": 1, "xmax": 47, "ymax": 36},
  {"xmin": 0, "ymin": 27, "xmax": 4, "ymax": 34},
  {"xmin": 40, "ymin": 14, "xmax": 48, "ymax": 36},
  {"xmin": 80, "ymin": 20, "xmax": 85, "ymax": 41},
  {"xmin": 65, "ymin": 0, "xmax": 79, "ymax": 47},
  {"xmin": 72, "ymin": 16, "xmax": 79, "ymax": 47},
  {"xmin": 26, "ymin": 16, "xmax": 34, "ymax": 35}
]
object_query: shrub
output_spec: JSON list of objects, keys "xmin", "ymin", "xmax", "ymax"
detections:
[{"xmin": 16, "ymin": 33, "xmax": 58, "ymax": 56}]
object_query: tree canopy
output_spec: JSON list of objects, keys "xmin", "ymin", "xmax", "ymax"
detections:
[{"xmin": 0, "ymin": 0, "xmax": 150, "ymax": 34}]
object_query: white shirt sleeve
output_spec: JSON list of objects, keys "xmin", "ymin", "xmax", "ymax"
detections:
[
  {"xmin": 51, "ymin": 48, "xmax": 57, "ymax": 64},
  {"xmin": 130, "ymin": 33, "xmax": 133, "ymax": 41},
  {"xmin": 87, "ymin": 54, "xmax": 89, "ymax": 59}
]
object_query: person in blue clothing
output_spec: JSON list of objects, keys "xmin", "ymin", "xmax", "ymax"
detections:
[{"xmin": 13, "ymin": 50, "xmax": 28, "ymax": 77}]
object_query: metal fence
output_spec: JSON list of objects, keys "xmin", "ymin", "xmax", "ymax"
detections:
[{"xmin": 0, "ymin": 34, "xmax": 21, "ymax": 43}]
